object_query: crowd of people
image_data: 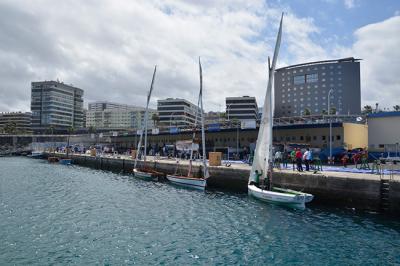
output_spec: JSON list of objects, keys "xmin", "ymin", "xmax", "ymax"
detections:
[{"xmin": 274, "ymin": 148, "xmax": 314, "ymax": 172}]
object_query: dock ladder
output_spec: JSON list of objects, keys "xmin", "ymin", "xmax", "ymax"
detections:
[{"xmin": 379, "ymin": 161, "xmax": 395, "ymax": 212}]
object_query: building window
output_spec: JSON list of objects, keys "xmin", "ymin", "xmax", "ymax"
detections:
[
  {"xmin": 336, "ymin": 135, "xmax": 341, "ymax": 140},
  {"xmin": 313, "ymin": 136, "xmax": 317, "ymax": 140},
  {"xmin": 300, "ymin": 136, "xmax": 304, "ymax": 141},
  {"xmin": 294, "ymin": 75, "xmax": 305, "ymax": 85},
  {"xmin": 306, "ymin": 73, "xmax": 318, "ymax": 83},
  {"xmin": 322, "ymin": 136, "xmax": 326, "ymax": 141}
]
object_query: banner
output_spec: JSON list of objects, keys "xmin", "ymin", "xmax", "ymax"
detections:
[
  {"xmin": 208, "ymin": 123, "xmax": 221, "ymax": 132},
  {"xmin": 169, "ymin": 127, "xmax": 179, "ymax": 134},
  {"xmin": 152, "ymin": 128, "xmax": 159, "ymax": 135},
  {"xmin": 241, "ymin": 119, "xmax": 256, "ymax": 129}
]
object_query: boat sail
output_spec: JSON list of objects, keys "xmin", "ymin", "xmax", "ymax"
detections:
[
  {"xmin": 248, "ymin": 14, "xmax": 314, "ymax": 207},
  {"xmin": 133, "ymin": 66, "xmax": 165, "ymax": 181},
  {"xmin": 166, "ymin": 58, "xmax": 209, "ymax": 190}
]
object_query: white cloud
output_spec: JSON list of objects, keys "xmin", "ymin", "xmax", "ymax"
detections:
[
  {"xmin": 344, "ymin": 0, "xmax": 356, "ymax": 9},
  {"xmin": 1, "ymin": 0, "xmax": 396, "ymax": 114},
  {"xmin": 351, "ymin": 16, "xmax": 400, "ymax": 108}
]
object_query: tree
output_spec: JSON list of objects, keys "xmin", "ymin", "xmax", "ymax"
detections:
[
  {"xmin": 151, "ymin": 113, "xmax": 160, "ymax": 127},
  {"xmin": 321, "ymin": 109, "xmax": 328, "ymax": 115},
  {"xmin": 393, "ymin": 105, "xmax": 400, "ymax": 111},
  {"xmin": 329, "ymin": 107, "xmax": 337, "ymax": 115},
  {"xmin": 362, "ymin": 105, "xmax": 373, "ymax": 114},
  {"xmin": 3, "ymin": 122, "xmax": 17, "ymax": 134},
  {"xmin": 302, "ymin": 108, "xmax": 311, "ymax": 116},
  {"xmin": 88, "ymin": 126, "xmax": 96, "ymax": 134}
]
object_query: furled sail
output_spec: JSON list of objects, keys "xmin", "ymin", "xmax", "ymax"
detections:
[
  {"xmin": 134, "ymin": 65, "xmax": 157, "ymax": 169},
  {"xmin": 199, "ymin": 58, "xmax": 210, "ymax": 179},
  {"xmin": 249, "ymin": 14, "xmax": 283, "ymax": 184}
]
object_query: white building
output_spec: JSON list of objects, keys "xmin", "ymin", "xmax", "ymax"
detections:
[
  {"xmin": 88, "ymin": 101, "xmax": 134, "ymax": 112},
  {"xmin": 86, "ymin": 103, "xmax": 156, "ymax": 130},
  {"xmin": 226, "ymin": 96, "xmax": 258, "ymax": 122},
  {"xmin": 157, "ymin": 98, "xmax": 201, "ymax": 129},
  {"xmin": 368, "ymin": 111, "xmax": 400, "ymax": 152}
]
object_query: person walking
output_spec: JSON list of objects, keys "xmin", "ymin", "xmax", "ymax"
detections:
[{"xmin": 295, "ymin": 148, "xmax": 303, "ymax": 172}]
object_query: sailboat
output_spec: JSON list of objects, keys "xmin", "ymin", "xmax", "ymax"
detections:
[
  {"xmin": 133, "ymin": 66, "xmax": 165, "ymax": 181},
  {"xmin": 166, "ymin": 58, "xmax": 210, "ymax": 190},
  {"xmin": 248, "ymin": 14, "xmax": 314, "ymax": 207}
]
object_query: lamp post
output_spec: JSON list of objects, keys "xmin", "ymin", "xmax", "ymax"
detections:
[{"xmin": 328, "ymin": 89, "xmax": 334, "ymax": 164}]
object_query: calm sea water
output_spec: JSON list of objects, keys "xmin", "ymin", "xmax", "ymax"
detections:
[{"xmin": 0, "ymin": 157, "xmax": 399, "ymax": 265}]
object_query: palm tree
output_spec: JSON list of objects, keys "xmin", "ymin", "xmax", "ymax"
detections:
[
  {"xmin": 303, "ymin": 108, "xmax": 311, "ymax": 116},
  {"xmin": 151, "ymin": 113, "xmax": 160, "ymax": 127},
  {"xmin": 329, "ymin": 107, "xmax": 336, "ymax": 115},
  {"xmin": 362, "ymin": 105, "xmax": 373, "ymax": 114},
  {"xmin": 321, "ymin": 109, "xmax": 328, "ymax": 115}
]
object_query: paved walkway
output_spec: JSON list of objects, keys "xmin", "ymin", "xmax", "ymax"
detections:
[{"xmin": 59, "ymin": 152, "xmax": 400, "ymax": 181}]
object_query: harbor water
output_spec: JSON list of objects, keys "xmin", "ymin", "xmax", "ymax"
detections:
[{"xmin": 0, "ymin": 157, "xmax": 399, "ymax": 265}]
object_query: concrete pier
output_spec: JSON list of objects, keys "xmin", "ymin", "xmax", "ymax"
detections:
[{"xmin": 46, "ymin": 153, "xmax": 400, "ymax": 215}]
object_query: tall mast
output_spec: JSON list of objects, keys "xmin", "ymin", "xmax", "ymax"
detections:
[
  {"xmin": 199, "ymin": 58, "xmax": 209, "ymax": 179},
  {"xmin": 134, "ymin": 65, "xmax": 157, "ymax": 169},
  {"xmin": 267, "ymin": 13, "xmax": 283, "ymax": 187}
]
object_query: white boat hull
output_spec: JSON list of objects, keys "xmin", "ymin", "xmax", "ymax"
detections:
[
  {"xmin": 248, "ymin": 184, "xmax": 313, "ymax": 208},
  {"xmin": 166, "ymin": 175, "xmax": 206, "ymax": 190},
  {"xmin": 29, "ymin": 151, "xmax": 44, "ymax": 159},
  {"xmin": 133, "ymin": 168, "xmax": 160, "ymax": 181}
]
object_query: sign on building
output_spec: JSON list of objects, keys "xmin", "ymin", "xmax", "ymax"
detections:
[{"xmin": 241, "ymin": 119, "xmax": 256, "ymax": 129}]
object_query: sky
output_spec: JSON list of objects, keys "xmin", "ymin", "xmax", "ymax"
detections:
[{"xmin": 0, "ymin": 0, "xmax": 399, "ymax": 112}]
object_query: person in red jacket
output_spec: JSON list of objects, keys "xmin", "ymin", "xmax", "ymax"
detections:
[{"xmin": 295, "ymin": 148, "xmax": 303, "ymax": 172}]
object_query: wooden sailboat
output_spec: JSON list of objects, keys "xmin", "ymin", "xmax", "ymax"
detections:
[
  {"xmin": 248, "ymin": 14, "xmax": 314, "ymax": 207},
  {"xmin": 133, "ymin": 66, "xmax": 165, "ymax": 181},
  {"xmin": 166, "ymin": 58, "xmax": 210, "ymax": 190}
]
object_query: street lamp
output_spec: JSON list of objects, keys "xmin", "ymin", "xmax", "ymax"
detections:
[{"xmin": 328, "ymin": 89, "xmax": 334, "ymax": 164}]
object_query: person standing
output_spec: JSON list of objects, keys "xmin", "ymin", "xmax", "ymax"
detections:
[
  {"xmin": 274, "ymin": 150, "xmax": 282, "ymax": 169},
  {"xmin": 296, "ymin": 148, "xmax": 303, "ymax": 172},
  {"xmin": 290, "ymin": 149, "xmax": 296, "ymax": 171},
  {"xmin": 303, "ymin": 148, "xmax": 311, "ymax": 171},
  {"xmin": 282, "ymin": 149, "xmax": 288, "ymax": 168}
]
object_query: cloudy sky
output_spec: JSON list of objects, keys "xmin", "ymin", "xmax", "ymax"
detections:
[{"xmin": 0, "ymin": 0, "xmax": 399, "ymax": 112}]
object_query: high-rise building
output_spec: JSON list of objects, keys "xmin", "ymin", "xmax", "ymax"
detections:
[
  {"xmin": 31, "ymin": 81, "xmax": 84, "ymax": 132},
  {"xmin": 0, "ymin": 112, "xmax": 32, "ymax": 134},
  {"xmin": 274, "ymin": 57, "xmax": 361, "ymax": 117},
  {"xmin": 157, "ymin": 98, "xmax": 201, "ymax": 129},
  {"xmin": 225, "ymin": 96, "xmax": 258, "ymax": 122}
]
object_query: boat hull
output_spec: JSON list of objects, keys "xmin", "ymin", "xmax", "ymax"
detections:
[
  {"xmin": 166, "ymin": 175, "xmax": 206, "ymax": 190},
  {"xmin": 29, "ymin": 152, "xmax": 44, "ymax": 159},
  {"xmin": 133, "ymin": 168, "xmax": 163, "ymax": 181},
  {"xmin": 59, "ymin": 159, "xmax": 72, "ymax": 165},
  {"xmin": 248, "ymin": 184, "xmax": 313, "ymax": 208}
]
